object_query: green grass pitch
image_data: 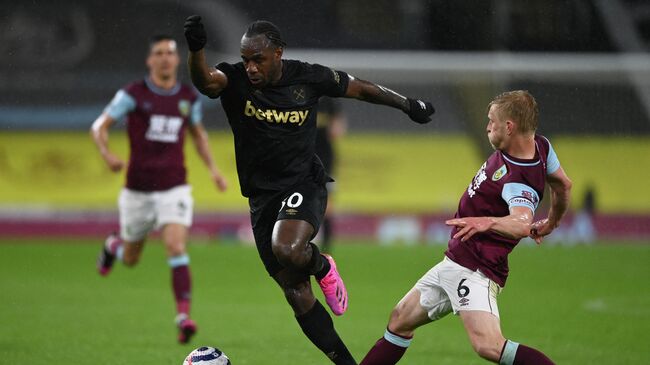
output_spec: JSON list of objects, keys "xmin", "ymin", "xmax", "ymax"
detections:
[{"xmin": 1, "ymin": 238, "xmax": 649, "ymax": 364}]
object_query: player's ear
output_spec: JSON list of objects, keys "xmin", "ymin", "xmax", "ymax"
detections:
[
  {"xmin": 506, "ymin": 120, "xmax": 515, "ymax": 135},
  {"xmin": 274, "ymin": 46, "xmax": 283, "ymax": 60}
]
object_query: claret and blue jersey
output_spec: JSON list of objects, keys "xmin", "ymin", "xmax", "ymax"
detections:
[
  {"xmin": 104, "ymin": 77, "xmax": 202, "ymax": 192},
  {"xmin": 446, "ymin": 134, "xmax": 561, "ymax": 287}
]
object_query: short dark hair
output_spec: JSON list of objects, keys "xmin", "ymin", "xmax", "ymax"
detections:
[
  {"xmin": 148, "ymin": 34, "xmax": 175, "ymax": 49},
  {"xmin": 244, "ymin": 20, "xmax": 286, "ymax": 48}
]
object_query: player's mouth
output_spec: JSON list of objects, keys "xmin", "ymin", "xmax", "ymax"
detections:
[{"xmin": 248, "ymin": 76, "xmax": 263, "ymax": 85}]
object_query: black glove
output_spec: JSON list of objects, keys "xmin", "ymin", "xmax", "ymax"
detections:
[
  {"xmin": 184, "ymin": 15, "xmax": 207, "ymax": 52},
  {"xmin": 405, "ymin": 98, "xmax": 435, "ymax": 124}
]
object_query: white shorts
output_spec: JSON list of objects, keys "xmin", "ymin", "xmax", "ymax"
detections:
[
  {"xmin": 410, "ymin": 256, "xmax": 502, "ymax": 320},
  {"xmin": 118, "ymin": 185, "xmax": 193, "ymax": 242}
]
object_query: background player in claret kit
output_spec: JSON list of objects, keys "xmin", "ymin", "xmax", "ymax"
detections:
[
  {"xmin": 315, "ymin": 97, "xmax": 347, "ymax": 253},
  {"xmin": 92, "ymin": 35, "xmax": 228, "ymax": 344},
  {"xmin": 361, "ymin": 90, "xmax": 572, "ymax": 365},
  {"xmin": 183, "ymin": 16, "xmax": 435, "ymax": 365}
]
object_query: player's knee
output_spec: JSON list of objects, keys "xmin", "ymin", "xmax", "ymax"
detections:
[
  {"xmin": 122, "ymin": 254, "xmax": 140, "ymax": 267},
  {"xmin": 272, "ymin": 239, "xmax": 306, "ymax": 267},
  {"xmin": 388, "ymin": 307, "xmax": 415, "ymax": 337},
  {"xmin": 271, "ymin": 240, "xmax": 292, "ymax": 265},
  {"xmin": 165, "ymin": 241, "xmax": 186, "ymax": 257},
  {"xmin": 470, "ymin": 340, "xmax": 501, "ymax": 362}
]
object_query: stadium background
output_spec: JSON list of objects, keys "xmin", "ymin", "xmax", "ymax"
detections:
[
  {"xmin": 2, "ymin": 0, "xmax": 650, "ymax": 242},
  {"xmin": 1, "ymin": 1, "xmax": 649, "ymax": 364}
]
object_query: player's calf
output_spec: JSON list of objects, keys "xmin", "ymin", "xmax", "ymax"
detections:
[
  {"xmin": 296, "ymin": 300, "xmax": 357, "ymax": 365},
  {"xmin": 360, "ymin": 329, "xmax": 412, "ymax": 365},
  {"xmin": 169, "ymin": 254, "xmax": 192, "ymax": 316}
]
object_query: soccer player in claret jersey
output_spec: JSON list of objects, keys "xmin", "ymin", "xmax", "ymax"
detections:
[
  {"xmin": 183, "ymin": 16, "xmax": 435, "ymax": 365},
  {"xmin": 360, "ymin": 90, "xmax": 572, "ymax": 365},
  {"xmin": 92, "ymin": 35, "xmax": 228, "ymax": 344}
]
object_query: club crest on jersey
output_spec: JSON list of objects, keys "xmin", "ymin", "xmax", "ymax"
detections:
[
  {"xmin": 290, "ymin": 85, "xmax": 308, "ymax": 106},
  {"xmin": 178, "ymin": 100, "xmax": 191, "ymax": 117},
  {"xmin": 492, "ymin": 164, "xmax": 507, "ymax": 181}
]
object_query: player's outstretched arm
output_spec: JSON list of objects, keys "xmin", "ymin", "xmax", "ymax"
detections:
[
  {"xmin": 446, "ymin": 206, "xmax": 534, "ymax": 242},
  {"xmin": 90, "ymin": 113, "xmax": 125, "ymax": 173},
  {"xmin": 188, "ymin": 123, "xmax": 228, "ymax": 192},
  {"xmin": 344, "ymin": 77, "xmax": 435, "ymax": 124},
  {"xmin": 530, "ymin": 167, "xmax": 572, "ymax": 243},
  {"xmin": 184, "ymin": 15, "xmax": 228, "ymax": 98}
]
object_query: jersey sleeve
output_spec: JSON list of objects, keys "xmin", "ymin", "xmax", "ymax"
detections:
[
  {"xmin": 310, "ymin": 63, "xmax": 350, "ymax": 97},
  {"xmin": 546, "ymin": 140, "xmax": 561, "ymax": 175},
  {"xmin": 501, "ymin": 182, "xmax": 540, "ymax": 213},
  {"xmin": 190, "ymin": 98, "xmax": 202, "ymax": 125},
  {"xmin": 104, "ymin": 89, "xmax": 136, "ymax": 120}
]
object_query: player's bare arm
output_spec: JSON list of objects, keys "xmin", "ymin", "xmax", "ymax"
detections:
[
  {"xmin": 345, "ymin": 77, "xmax": 409, "ymax": 110},
  {"xmin": 530, "ymin": 167, "xmax": 572, "ymax": 243},
  {"xmin": 187, "ymin": 50, "xmax": 228, "ymax": 98},
  {"xmin": 184, "ymin": 15, "xmax": 228, "ymax": 98},
  {"xmin": 344, "ymin": 77, "xmax": 435, "ymax": 124},
  {"xmin": 446, "ymin": 206, "xmax": 534, "ymax": 242},
  {"xmin": 90, "ymin": 113, "xmax": 125, "ymax": 172},
  {"xmin": 188, "ymin": 123, "xmax": 228, "ymax": 192}
]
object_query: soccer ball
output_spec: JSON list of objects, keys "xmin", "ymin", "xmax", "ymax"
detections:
[{"xmin": 183, "ymin": 346, "xmax": 231, "ymax": 365}]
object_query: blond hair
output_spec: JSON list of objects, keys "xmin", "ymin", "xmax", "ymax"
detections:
[{"xmin": 488, "ymin": 90, "xmax": 538, "ymax": 134}]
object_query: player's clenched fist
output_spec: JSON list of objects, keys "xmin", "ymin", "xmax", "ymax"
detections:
[
  {"xmin": 103, "ymin": 152, "xmax": 125, "ymax": 173},
  {"xmin": 405, "ymin": 98, "xmax": 435, "ymax": 124},
  {"xmin": 184, "ymin": 15, "xmax": 207, "ymax": 52}
]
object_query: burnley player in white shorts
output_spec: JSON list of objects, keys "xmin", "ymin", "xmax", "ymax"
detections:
[
  {"xmin": 91, "ymin": 35, "xmax": 228, "ymax": 344},
  {"xmin": 361, "ymin": 90, "xmax": 572, "ymax": 364}
]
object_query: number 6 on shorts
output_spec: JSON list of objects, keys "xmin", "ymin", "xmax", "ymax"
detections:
[{"xmin": 457, "ymin": 278, "xmax": 470, "ymax": 298}]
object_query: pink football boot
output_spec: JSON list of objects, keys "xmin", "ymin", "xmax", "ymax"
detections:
[{"xmin": 317, "ymin": 254, "xmax": 348, "ymax": 316}]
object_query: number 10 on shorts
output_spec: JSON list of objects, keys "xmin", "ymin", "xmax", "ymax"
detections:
[{"xmin": 280, "ymin": 192, "xmax": 303, "ymax": 211}]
